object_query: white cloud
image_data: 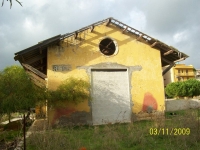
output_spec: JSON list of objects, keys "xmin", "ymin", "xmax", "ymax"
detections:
[
  {"xmin": 23, "ymin": 18, "xmax": 33, "ymax": 29},
  {"xmin": 128, "ymin": 9, "xmax": 146, "ymax": 31},
  {"xmin": 27, "ymin": 0, "xmax": 48, "ymax": 9},
  {"xmin": 173, "ymin": 31, "xmax": 188, "ymax": 43},
  {"xmin": 0, "ymin": 0, "xmax": 200, "ymax": 70},
  {"xmin": 23, "ymin": 17, "xmax": 44, "ymax": 34}
]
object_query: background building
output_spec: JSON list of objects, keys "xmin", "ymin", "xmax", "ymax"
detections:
[
  {"xmin": 196, "ymin": 69, "xmax": 200, "ymax": 80},
  {"xmin": 163, "ymin": 64, "xmax": 195, "ymax": 87}
]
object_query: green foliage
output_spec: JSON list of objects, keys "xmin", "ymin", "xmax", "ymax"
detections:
[
  {"xmin": 0, "ymin": 66, "xmax": 90, "ymax": 117},
  {"xmin": 164, "ymin": 82, "xmax": 177, "ymax": 98},
  {"xmin": 165, "ymin": 79, "xmax": 200, "ymax": 98},
  {"xmin": 48, "ymin": 77, "xmax": 90, "ymax": 106},
  {"xmin": 184, "ymin": 79, "xmax": 200, "ymax": 97},
  {"xmin": 0, "ymin": 65, "xmax": 47, "ymax": 117}
]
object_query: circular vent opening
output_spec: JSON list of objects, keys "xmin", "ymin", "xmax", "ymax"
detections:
[{"xmin": 99, "ymin": 38, "xmax": 117, "ymax": 56}]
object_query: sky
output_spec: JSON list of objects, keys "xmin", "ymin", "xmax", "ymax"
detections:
[{"xmin": 0, "ymin": 0, "xmax": 200, "ymax": 70}]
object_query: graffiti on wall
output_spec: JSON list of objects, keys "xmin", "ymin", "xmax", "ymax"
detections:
[
  {"xmin": 52, "ymin": 64, "xmax": 72, "ymax": 72},
  {"xmin": 142, "ymin": 92, "xmax": 158, "ymax": 113}
]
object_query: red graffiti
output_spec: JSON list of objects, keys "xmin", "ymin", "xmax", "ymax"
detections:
[
  {"xmin": 142, "ymin": 92, "xmax": 158, "ymax": 112},
  {"xmin": 52, "ymin": 108, "xmax": 76, "ymax": 125}
]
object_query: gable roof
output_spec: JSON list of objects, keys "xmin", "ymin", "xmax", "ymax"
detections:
[{"xmin": 14, "ymin": 17, "xmax": 188, "ymax": 77}]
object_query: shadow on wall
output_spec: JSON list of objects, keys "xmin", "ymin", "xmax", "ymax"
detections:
[
  {"xmin": 142, "ymin": 92, "xmax": 158, "ymax": 113},
  {"xmin": 91, "ymin": 78, "xmax": 131, "ymax": 125},
  {"xmin": 50, "ymin": 92, "xmax": 159, "ymax": 125},
  {"xmin": 49, "ymin": 27, "xmax": 140, "ymax": 75}
]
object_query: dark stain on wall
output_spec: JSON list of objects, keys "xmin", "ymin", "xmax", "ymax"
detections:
[
  {"xmin": 58, "ymin": 111, "xmax": 91, "ymax": 126},
  {"xmin": 52, "ymin": 108, "xmax": 76, "ymax": 125},
  {"xmin": 52, "ymin": 108, "xmax": 92, "ymax": 126}
]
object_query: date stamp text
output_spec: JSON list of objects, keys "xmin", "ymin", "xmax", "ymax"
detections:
[{"xmin": 149, "ymin": 128, "xmax": 190, "ymax": 135}]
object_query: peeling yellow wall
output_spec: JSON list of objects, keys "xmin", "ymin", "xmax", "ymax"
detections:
[{"xmin": 47, "ymin": 23, "xmax": 165, "ymax": 123}]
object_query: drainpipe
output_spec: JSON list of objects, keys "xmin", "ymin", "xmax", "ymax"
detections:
[
  {"xmin": 162, "ymin": 63, "xmax": 175, "ymax": 76},
  {"xmin": 45, "ymin": 78, "xmax": 49, "ymax": 127}
]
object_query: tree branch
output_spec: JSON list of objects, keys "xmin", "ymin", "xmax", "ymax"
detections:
[{"xmin": 1, "ymin": 0, "xmax": 22, "ymax": 8}]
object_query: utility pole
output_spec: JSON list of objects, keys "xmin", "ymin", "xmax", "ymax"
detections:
[{"xmin": 23, "ymin": 113, "xmax": 26, "ymax": 150}]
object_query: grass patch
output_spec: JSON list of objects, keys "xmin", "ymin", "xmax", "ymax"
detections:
[
  {"xmin": 0, "ymin": 130, "xmax": 22, "ymax": 142},
  {"xmin": 27, "ymin": 109, "xmax": 200, "ymax": 150},
  {"xmin": 165, "ymin": 109, "xmax": 200, "ymax": 119}
]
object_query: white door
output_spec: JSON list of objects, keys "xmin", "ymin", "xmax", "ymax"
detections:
[{"xmin": 91, "ymin": 69, "xmax": 131, "ymax": 125}]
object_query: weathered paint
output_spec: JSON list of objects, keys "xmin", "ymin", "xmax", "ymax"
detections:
[
  {"xmin": 51, "ymin": 108, "xmax": 76, "ymax": 125},
  {"xmin": 48, "ymin": 100, "xmax": 90, "ymax": 125},
  {"xmin": 47, "ymin": 23, "xmax": 165, "ymax": 125}
]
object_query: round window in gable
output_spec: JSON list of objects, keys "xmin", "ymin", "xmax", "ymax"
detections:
[{"xmin": 99, "ymin": 37, "xmax": 118, "ymax": 56}]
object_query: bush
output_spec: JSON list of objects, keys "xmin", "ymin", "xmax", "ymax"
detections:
[
  {"xmin": 165, "ymin": 82, "xmax": 184, "ymax": 98},
  {"xmin": 48, "ymin": 77, "xmax": 90, "ymax": 106},
  {"xmin": 165, "ymin": 79, "xmax": 200, "ymax": 98},
  {"xmin": 185, "ymin": 79, "xmax": 200, "ymax": 97}
]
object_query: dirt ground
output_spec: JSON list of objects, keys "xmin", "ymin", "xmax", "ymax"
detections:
[{"xmin": 28, "ymin": 119, "xmax": 48, "ymax": 132}]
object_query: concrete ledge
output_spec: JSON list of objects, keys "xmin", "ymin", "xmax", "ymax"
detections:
[{"xmin": 165, "ymin": 99, "xmax": 200, "ymax": 111}]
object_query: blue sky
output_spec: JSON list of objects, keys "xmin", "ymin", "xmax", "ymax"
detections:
[{"xmin": 0, "ymin": 0, "xmax": 200, "ymax": 70}]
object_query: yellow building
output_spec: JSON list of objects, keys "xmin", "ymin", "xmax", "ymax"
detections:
[
  {"xmin": 173, "ymin": 64, "xmax": 195, "ymax": 81},
  {"xmin": 14, "ymin": 17, "xmax": 188, "ymax": 125},
  {"xmin": 196, "ymin": 69, "xmax": 200, "ymax": 80},
  {"xmin": 163, "ymin": 64, "xmax": 195, "ymax": 87}
]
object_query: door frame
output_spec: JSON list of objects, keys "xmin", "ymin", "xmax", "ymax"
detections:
[{"xmin": 77, "ymin": 62, "xmax": 142, "ymax": 125}]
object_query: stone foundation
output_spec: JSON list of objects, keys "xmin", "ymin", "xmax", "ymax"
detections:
[
  {"xmin": 56, "ymin": 111, "xmax": 92, "ymax": 126},
  {"xmin": 132, "ymin": 111, "xmax": 165, "ymax": 121},
  {"xmin": 52, "ymin": 110, "xmax": 166, "ymax": 127}
]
